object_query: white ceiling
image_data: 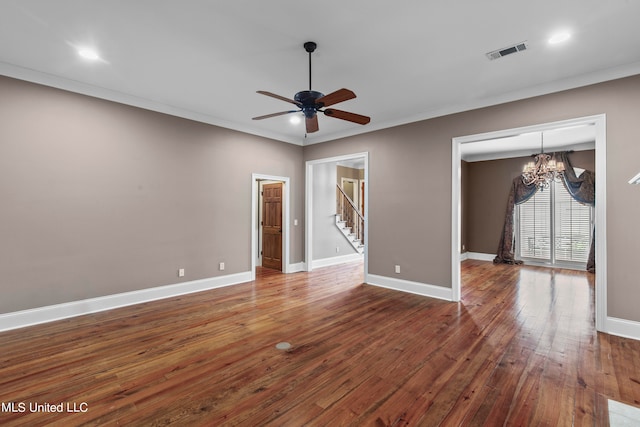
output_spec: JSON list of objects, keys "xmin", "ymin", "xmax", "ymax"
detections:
[
  {"xmin": 1, "ymin": 1, "xmax": 640, "ymax": 147},
  {"xmin": 460, "ymin": 124, "xmax": 596, "ymax": 162}
]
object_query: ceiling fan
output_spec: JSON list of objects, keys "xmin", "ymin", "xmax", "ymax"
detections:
[{"xmin": 252, "ymin": 41, "xmax": 370, "ymax": 134}]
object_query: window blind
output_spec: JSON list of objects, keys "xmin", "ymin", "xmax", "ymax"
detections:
[
  {"xmin": 518, "ymin": 188, "xmax": 551, "ymax": 260},
  {"xmin": 517, "ymin": 179, "xmax": 592, "ymax": 265},
  {"xmin": 554, "ymin": 183, "xmax": 592, "ymax": 263}
]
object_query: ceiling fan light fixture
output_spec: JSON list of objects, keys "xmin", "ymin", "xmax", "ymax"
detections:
[{"xmin": 289, "ymin": 115, "xmax": 301, "ymax": 125}]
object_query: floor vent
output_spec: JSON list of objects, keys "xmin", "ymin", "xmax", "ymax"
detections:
[
  {"xmin": 486, "ymin": 41, "xmax": 528, "ymax": 60},
  {"xmin": 275, "ymin": 342, "xmax": 292, "ymax": 350}
]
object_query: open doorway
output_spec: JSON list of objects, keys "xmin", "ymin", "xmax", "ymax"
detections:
[
  {"xmin": 251, "ymin": 174, "xmax": 290, "ymax": 280},
  {"xmin": 305, "ymin": 152, "xmax": 369, "ymax": 280},
  {"xmin": 451, "ymin": 114, "xmax": 607, "ymax": 331}
]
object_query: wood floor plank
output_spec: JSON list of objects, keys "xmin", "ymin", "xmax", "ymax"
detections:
[{"xmin": 1, "ymin": 260, "xmax": 640, "ymax": 426}]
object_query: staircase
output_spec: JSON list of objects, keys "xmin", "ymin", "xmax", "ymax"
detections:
[
  {"xmin": 336, "ymin": 185, "xmax": 365, "ymax": 254},
  {"xmin": 335, "ymin": 215, "xmax": 364, "ymax": 254}
]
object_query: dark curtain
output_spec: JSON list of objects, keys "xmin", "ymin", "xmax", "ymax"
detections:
[
  {"xmin": 494, "ymin": 151, "xmax": 596, "ymax": 272},
  {"xmin": 493, "ymin": 177, "xmax": 537, "ymax": 264},
  {"xmin": 557, "ymin": 151, "xmax": 596, "ymax": 272}
]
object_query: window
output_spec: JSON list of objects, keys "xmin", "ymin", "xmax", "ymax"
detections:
[
  {"xmin": 516, "ymin": 177, "xmax": 592, "ymax": 267},
  {"xmin": 518, "ymin": 188, "xmax": 551, "ymax": 260}
]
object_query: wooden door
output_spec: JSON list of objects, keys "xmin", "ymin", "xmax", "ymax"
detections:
[{"xmin": 262, "ymin": 182, "xmax": 283, "ymax": 271}]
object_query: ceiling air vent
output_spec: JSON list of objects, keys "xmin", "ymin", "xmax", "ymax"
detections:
[{"xmin": 486, "ymin": 41, "xmax": 528, "ymax": 60}]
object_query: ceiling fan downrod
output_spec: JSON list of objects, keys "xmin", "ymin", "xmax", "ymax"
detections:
[{"xmin": 304, "ymin": 41, "xmax": 317, "ymax": 91}]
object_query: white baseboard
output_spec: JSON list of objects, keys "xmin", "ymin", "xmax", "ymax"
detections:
[
  {"xmin": 466, "ymin": 252, "xmax": 496, "ymax": 262},
  {"xmin": 606, "ymin": 316, "xmax": 640, "ymax": 341},
  {"xmin": 5, "ymin": 268, "xmax": 637, "ymax": 344},
  {"xmin": 288, "ymin": 262, "xmax": 307, "ymax": 273},
  {"xmin": 311, "ymin": 253, "xmax": 363, "ymax": 269},
  {"xmin": 366, "ymin": 274, "xmax": 453, "ymax": 301},
  {"xmin": 0, "ymin": 271, "xmax": 252, "ymax": 333}
]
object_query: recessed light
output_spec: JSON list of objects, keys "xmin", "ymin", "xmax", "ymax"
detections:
[
  {"xmin": 548, "ymin": 31, "xmax": 571, "ymax": 45},
  {"xmin": 77, "ymin": 48, "xmax": 101, "ymax": 61}
]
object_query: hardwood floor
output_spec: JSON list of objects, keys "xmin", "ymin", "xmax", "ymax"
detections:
[{"xmin": 1, "ymin": 260, "xmax": 639, "ymax": 426}]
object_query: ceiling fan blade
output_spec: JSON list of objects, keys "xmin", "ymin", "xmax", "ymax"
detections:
[
  {"xmin": 306, "ymin": 115, "xmax": 319, "ymax": 133},
  {"xmin": 324, "ymin": 108, "xmax": 371, "ymax": 125},
  {"xmin": 315, "ymin": 88, "xmax": 356, "ymax": 107},
  {"xmin": 256, "ymin": 91, "xmax": 302, "ymax": 106},
  {"xmin": 252, "ymin": 110, "xmax": 298, "ymax": 120}
]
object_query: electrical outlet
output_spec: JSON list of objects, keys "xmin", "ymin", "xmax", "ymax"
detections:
[
  {"xmin": 336, "ymin": 246, "xmax": 340, "ymax": 253},
  {"xmin": 462, "ymin": 244, "xmax": 466, "ymax": 251},
  {"xmin": 395, "ymin": 265, "xmax": 401, "ymax": 274},
  {"xmin": 178, "ymin": 268, "xmax": 185, "ymax": 277},
  {"xmin": 294, "ymin": 219, "xmax": 298, "ymax": 226},
  {"xmin": 219, "ymin": 262, "xmax": 225, "ymax": 271}
]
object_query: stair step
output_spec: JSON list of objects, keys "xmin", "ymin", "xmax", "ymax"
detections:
[{"xmin": 335, "ymin": 214, "xmax": 365, "ymax": 254}]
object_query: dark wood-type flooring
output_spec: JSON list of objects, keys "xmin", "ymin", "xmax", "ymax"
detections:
[{"xmin": 1, "ymin": 260, "xmax": 640, "ymax": 426}]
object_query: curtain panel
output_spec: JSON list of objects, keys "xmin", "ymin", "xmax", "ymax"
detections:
[
  {"xmin": 558, "ymin": 151, "xmax": 596, "ymax": 272},
  {"xmin": 493, "ymin": 177, "xmax": 537, "ymax": 265}
]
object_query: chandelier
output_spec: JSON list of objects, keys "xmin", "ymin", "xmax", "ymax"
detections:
[{"xmin": 522, "ymin": 133, "xmax": 565, "ymax": 190}]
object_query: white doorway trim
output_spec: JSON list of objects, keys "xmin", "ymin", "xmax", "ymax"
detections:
[
  {"xmin": 451, "ymin": 114, "xmax": 607, "ymax": 332},
  {"xmin": 251, "ymin": 173, "xmax": 290, "ymax": 280},
  {"xmin": 305, "ymin": 152, "xmax": 369, "ymax": 281},
  {"xmin": 256, "ymin": 180, "xmax": 283, "ymax": 269}
]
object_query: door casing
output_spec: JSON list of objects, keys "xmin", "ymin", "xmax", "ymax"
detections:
[
  {"xmin": 251, "ymin": 174, "xmax": 290, "ymax": 280},
  {"xmin": 305, "ymin": 152, "xmax": 369, "ymax": 277},
  {"xmin": 451, "ymin": 114, "xmax": 607, "ymax": 332}
]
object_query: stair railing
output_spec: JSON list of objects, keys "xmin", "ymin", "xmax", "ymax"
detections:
[{"xmin": 336, "ymin": 184, "xmax": 365, "ymax": 244}]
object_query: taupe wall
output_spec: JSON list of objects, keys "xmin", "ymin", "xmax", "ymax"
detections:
[
  {"xmin": 0, "ymin": 76, "xmax": 304, "ymax": 313},
  {"xmin": 465, "ymin": 150, "xmax": 595, "ymax": 254},
  {"xmin": 304, "ymin": 121, "xmax": 454, "ymax": 287},
  {"xmin": 337, "ymin": 165, "xmax": 364, "ymax": 182},
  {"xmin": 304, "ymin": 74, "xmax": 640, "ymax": 323}
]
